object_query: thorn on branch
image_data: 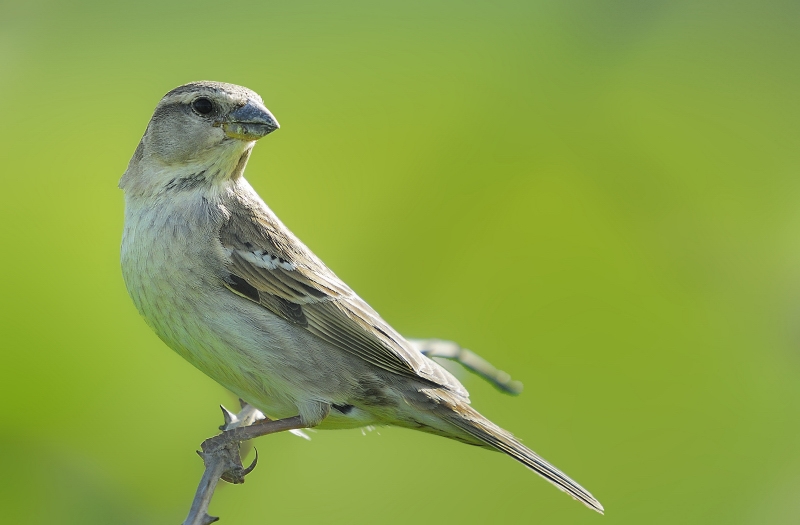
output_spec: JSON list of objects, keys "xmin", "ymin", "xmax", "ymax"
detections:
[{"xmin": 219, "ymin": 405, "xmax": 236, "ymax": 430}]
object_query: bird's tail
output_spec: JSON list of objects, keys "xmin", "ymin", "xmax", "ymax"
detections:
[{"xmin": 444, "ymin": 403, "xmax": 604, "ymax": 514}]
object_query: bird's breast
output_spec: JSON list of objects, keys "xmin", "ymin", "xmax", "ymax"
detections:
[{"xmin": 120, "ymin": 194, "xmax": 246, "ymax": 379}]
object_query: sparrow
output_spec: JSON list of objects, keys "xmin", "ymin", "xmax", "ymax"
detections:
[{"xmin": 119, "ymin": 81, "xmax": 603, "ymax": 514}]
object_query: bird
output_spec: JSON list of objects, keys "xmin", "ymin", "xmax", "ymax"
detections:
[{"xmin": 119, "ymin": 81, "xmax": 603, "ymax": 514}]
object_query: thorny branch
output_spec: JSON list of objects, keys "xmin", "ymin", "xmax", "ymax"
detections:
[{"xmin": 182, "ymin": 404, "xmax": 305, "ymax": 525}]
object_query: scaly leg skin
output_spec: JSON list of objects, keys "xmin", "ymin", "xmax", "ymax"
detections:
[{"xmin": 409, "ymin": 338, "xmax": 524, "ymax": 395}]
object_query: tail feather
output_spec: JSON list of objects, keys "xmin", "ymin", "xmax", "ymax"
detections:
[{"xmin": 446, "ymin": 404, "xmax": 604, "ymax": 514}]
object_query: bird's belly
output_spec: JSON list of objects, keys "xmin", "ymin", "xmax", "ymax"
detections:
[{"xmin": 122, "ymin": 249, "xmax": 373, "ymax": 424}]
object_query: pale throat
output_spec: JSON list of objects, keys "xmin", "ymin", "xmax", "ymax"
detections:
[{"xmin": 168, "ymin": 140, "xmax": 255, "ymax": 186}]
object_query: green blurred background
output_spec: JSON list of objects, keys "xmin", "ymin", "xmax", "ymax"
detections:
[{"xmin": 2, "ymin": 0, "xmax": 799, "ymax": 523}]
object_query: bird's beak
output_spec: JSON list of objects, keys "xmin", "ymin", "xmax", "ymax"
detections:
[{"xmin": 222, "ymin": 100, "xmax": 280, "ymax": 141}]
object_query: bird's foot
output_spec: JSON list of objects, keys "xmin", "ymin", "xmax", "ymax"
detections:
[
  {"xmin": 198, "ymin": 433, "xmax": 258, "ymax": 485},
  {"xmin": 183, "ymin": 414, "xmax": 306, "ymax": 525}
]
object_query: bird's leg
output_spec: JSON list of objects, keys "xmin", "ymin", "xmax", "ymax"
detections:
[
  {"xmin": 410, "ymin": 338, "xmax": 524, "ymax": 395},
  {"xmin": 183, "ymin": 415, "xmax": 306, "ymax": 525}
]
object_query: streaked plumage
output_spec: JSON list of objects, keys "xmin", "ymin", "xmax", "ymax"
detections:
[{"xmin": 120, "ymin": 81, "xmax": 603, "ymax": 513}]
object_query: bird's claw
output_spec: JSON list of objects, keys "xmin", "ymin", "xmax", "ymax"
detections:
[{"xmin": 242, "ymin": 448, "xmax": 259, "ymax": 476}]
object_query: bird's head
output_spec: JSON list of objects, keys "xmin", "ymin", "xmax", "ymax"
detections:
[{"xmin": 120, "ymin": 81, "xmax": 279, "ymax": 196}]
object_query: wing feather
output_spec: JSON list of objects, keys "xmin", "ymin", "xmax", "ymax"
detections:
[{"xmin": 218, "ymin": 198, "xmax": 467, "ymax": 396}]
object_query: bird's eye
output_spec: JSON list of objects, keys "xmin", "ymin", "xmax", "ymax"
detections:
[{"xmin": 191, "ymin": 97, "xmax": 214, "ymax": 115}]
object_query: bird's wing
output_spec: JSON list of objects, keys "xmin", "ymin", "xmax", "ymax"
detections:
[{"xmin": 218, "ymin": 195, "xmax": 467, "ymax": 397}]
